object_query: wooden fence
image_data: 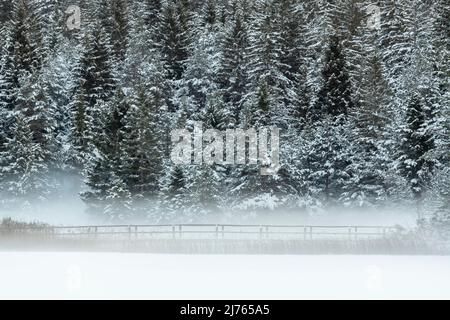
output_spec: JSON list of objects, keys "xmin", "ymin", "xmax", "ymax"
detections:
[{"xmin": 1, "ymin": 224, "xmax": 402, "ymax": 241}]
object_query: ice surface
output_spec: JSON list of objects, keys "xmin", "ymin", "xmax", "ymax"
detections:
[{"xmin": 0, "ymin": 252, "xmax": 449, "ymax": 300}]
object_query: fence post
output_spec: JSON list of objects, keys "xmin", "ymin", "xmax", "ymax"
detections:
[
  {"xmin": 310, "ymin": 226, "xmax": 313, "ymax": 240},
  {"xmin": 215, "ymin": 225, "xmax": 219, "ymax": 240},
  {"xmin": 259, "ymin": 226, "xmax": 263, "ymax": 240},
  {"xmin": 266, "ymin": 226, "xmax": 269, "ymax": 239},
  {"xmin": 222, "ymin": 226, "xmax": 225, "ymax": 239},
  {"xmin": 354, "ymin": 227, "xmax": 358, "ymax": 241},
  {"xmin": 179, "ymin": 225, "xmax": 182, "ymax": 239},
  {"xmin": 348, "ymin": 227, "xmax": 352, "ymax": 241},
  {"xmin": 172, "ymin": 226, "xmax": 176, "ymax": 239},
  {"xmin": 304, "ymin": 227, "xmax": 307, "ymax": 240}
]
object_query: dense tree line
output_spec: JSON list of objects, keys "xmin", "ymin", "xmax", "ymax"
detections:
[{"xmin": 0, "ymin": 0, "xmax": 448, "ymax": 225}]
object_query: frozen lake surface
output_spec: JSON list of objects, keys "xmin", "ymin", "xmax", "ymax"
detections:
[{"xmin": 1, "ymin": 252, "xmax": 449, "ymax": 299}]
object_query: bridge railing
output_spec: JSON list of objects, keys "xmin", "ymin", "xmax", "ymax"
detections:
[{"xmin": 12, "ymin": 224, "xmax": 402, "ymax": 241}]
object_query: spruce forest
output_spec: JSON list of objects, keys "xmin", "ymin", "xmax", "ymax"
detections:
[{"xmin": 0, "ymin": 0, "xmax": 448, "ymax": 226}]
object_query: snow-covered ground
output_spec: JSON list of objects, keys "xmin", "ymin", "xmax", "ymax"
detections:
[{"xmin": 1, "ymin": 252, "xmax": 449, "ymax": 299}]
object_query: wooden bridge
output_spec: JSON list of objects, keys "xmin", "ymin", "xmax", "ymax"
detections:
[
  {"xmin": 4, "ymin": 224, "xmax": 439, "ymax": 255},
  {"xmin": 2, "ymin": 224, "xmax": 402, "ymax": 241}
]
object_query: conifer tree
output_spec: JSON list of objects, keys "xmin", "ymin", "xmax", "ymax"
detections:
[
  {"xmin": 110, "ymin": 0, "xmax": 129, "ymax": 63},
  {"xmin": 0, "ymin": 0, "xmax": 43, "ymax": 147},
  {"xmin": 0, "ymin": 0, "xmax": 50, "ymax": 204},
  {"xmin": 158, "ymin": 1, "xmax": 189, "ymax": 82},
  {"xmin": 120, "ymin": 84, "xmax": 165, "ymax": 201},
  {"xmin": 246, "ymin": 0, "xmax": 289, "ymax": 116},
  {"xmin": 398, "ymin": 93, "xmax": 436, "ymax": 218},
  {"xmin": 82, "ymin": 87, "xmax": 129, "ymax": 216},
  {"xmin": 217, "ymin": 12, "xmax": 249, "ymax": 125},
  {"xmin": 70, "ymin": 26, "xmax": 115, "ymax": 168},
  {"xmin": 104, "ymin": 172, "xmax": 133, "ymax": 220},
  {"xmin": 1, "ymin": 114, "xmax": 51, "ymax": 208},
  {"xmin": 312, "ymin": 34, "xmax": 354, "ymax": 121},
  {"xmin": 430, "ymin": 167, "xmax": 450, "ymax": 236},
  {"xmin": 0, "ymin": 0, "xmax": 13, "ymax": 25},
  {"xmin": 298, "ymin": 115, "xmax": 353, "ymax": 207},
  {"xmin": 162, "ymin": 165, "xmax": 191, "ymax": 221}
]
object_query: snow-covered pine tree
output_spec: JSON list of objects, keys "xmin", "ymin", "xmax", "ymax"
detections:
[
  {"xmin": 311, "ymin": 34, "xmax": 354, "ymax": 121},
  {"xmin": 33, "ymin": 0, "xmax": 63, "ymax": 57},
  {"xmin": 378, "ymin": 0, "xmax": 414, "ymax": 91},
  {"xmin": 397, "ymin": 93, "xmax": 436, "ymax": 219},
  {"xmin": 277, "ymin": 0, "xmax": 310, "ymax": 131},
  {"xmin": 81, "ymin": 148, "xmax": 117, "ymax": 216},
  {"xmin": 0, "ymin": 113, "xmax": 51, "ymax": 209},
  {"xmin": 129, "ymin": 0, "xmax": 162, "ymax": 50},
  {"xmin": 142, "ymin": 0, "xmax": 163, "ymax": 28},
  {"xmin": 0, "ymin": 0, "xmax": 13, "ymax": 25},
  {"xmin": 120, "ymin": 82, "xmax": 165, "ymax": 205},
  {"xmin": 158, "ymin": 0, "xmax": 190, "ymax": 82},
  {"xmin": 344, "ymin": 23, "xmax": 396, "ymax": 207},
  {"xmin": 296, "ymin": 29, "xmax": 356, "ymax": 208},
  {"xmin": 246, "ymin": 0, "xmax": 290, "ymax": 127},
  {"xmin": 188, "ymin": 164, "xmax": 222, "ymax": 219},
  {"xmin": 0, "ymin": 0, "xmax": 51, "ymax": 205},
  {"xmin": 174, "ymin": 2, "xmax": 221, "ymax": 119},
  {"xmin": 162, "ymin": 165, "xmax": 190, "ymax": 221},
  {"xmin": 0, "ymin": 0, "xmax": 43, "ymax": 145},
  {"xmin": 103, "ymin": 172, "xmax": 132, "ymax": 221},
  {"xmin": 82, "ymin": 86, "xmax": 130, "ymax": 217},
  {"xmin": 217, "ymin": 9, "xmax": 249, "ymax": 125},
  {"xmin": 342, "ymin": 0, "xmax": 373, "ymax": 100},
  {"xmin": 191, "ymin": 91, "xmax": 232, "ymax": 211},
  {"xmin": 430, "ymin": 167, "xmax": 450, "ymax": 238},
  {"xmin": 346, "ymin": 64, "xmax": 392, "ymax": 206},
  {"xmin": 70, "ymin": 25, "xmax": 116, "ymax": 169},
  {"xmin": 245, "ymin": 78, "xmax": 271, "ymax": 127},
  {"xmin": 109, "ymin": 0, "xmax": 129, "ymax": 63},
  {"xmin": 231, "ymin": 78, "xmax": 294, "ymax": 213},
  {"xmin": 302, "ymin": 0, "xmax": 340, "ymax": 110},
  {"xmin": 166, "ymin": 165, "xmax": 186, "ymax": 197},
  {"xmin": 77, "ymin": 26, "xmax": 116, "ymax": 106},
  {"xmin": 277, "ymin": 0, "xmax": 306, "ymax": 85},
  {"xmin": 298, "ymin": 115, "xmax": 353, "ymax": 208},
  {"xmin": 39, "ymin": 37, "xmax": 78, "ymax": 174}
]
